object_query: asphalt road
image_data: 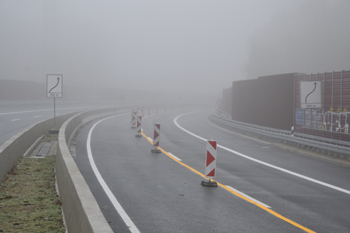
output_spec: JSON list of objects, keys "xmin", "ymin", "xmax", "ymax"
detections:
[
  {"xmin": 74, "ymin": 110, "xmax": 350, "ymax": 233},
  {"xmin": 0, "ymin": 100, "xmax": 116, "ymax": 145}
]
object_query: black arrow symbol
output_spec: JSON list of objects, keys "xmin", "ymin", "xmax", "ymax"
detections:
[
  {"xmin": 49, "ymin": 77, "xmax": 60, "ymax": 93},
  {"xmin": 305, "ymin": 82, "xmax": 317, "ymax": 103}
]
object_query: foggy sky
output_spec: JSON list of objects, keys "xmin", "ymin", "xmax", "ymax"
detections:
[
  {"xmin": 244, "ymin": 0, "xmax": 350, "ymax": 79},
  {"xmin": 1, "ymin": 1, "xmax": 348, "ymax": 98}
]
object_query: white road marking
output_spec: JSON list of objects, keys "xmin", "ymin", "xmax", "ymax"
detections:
[
  {"xmin": 167, "ymin": 152, "xmax": 182, "ymax": 161},
  {"xmin": 0, "ymin": 106, "xmax": 99, "ymax": 117},
  {"xmin": 34, "ymin": 115, "xmax": 41, "ymax": 118},
  {"xmin": 0, "ymin": 109, "xmax": 51, "ymax": 116},
  {"xmin": 210, "ymin": 120, "xmax": 271, "ymax": 145},
  {"xmin": 87, "ymin": 114, "xmax": 140, "ymax": 233},
  {"xmin": 174, "ymin": 113, "xmax": 350, "ymax": 195},
  {"xmin": 226, "ymin": 186, "xmax": 271, "ymax": 208},
  {"xmin": 11, "ymin": 119, "xmax": 20, "ymax": 121},
  {"xmin": 148, "ymin": 137, "xmax": 153, "ymax": 142}
]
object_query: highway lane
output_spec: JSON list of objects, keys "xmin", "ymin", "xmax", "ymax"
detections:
[
  {"xmin": 73, "ymin": 110, "xmax": 350, "ymax": 232},
  {"xmin": 0, "ymin": 100, "xmax": 117, "ymax": 145}
]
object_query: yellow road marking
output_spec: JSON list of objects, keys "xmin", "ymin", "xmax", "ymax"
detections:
[{"xmin": 141, "ymin": 131, "xmax": 316, "ymax": 233}]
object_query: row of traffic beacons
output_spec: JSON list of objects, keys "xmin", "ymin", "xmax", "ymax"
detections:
[{"xmin": 130, "ymin": 109, "xmax": 218, "ymax": 187}]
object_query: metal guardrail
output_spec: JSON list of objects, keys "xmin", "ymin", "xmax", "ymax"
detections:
[
  {"xmin": 209, "ymin": 114, "xmax": 350, "ymax": 160},
  {"xmin": 218, "ymin": 115, "xmax": 292, "ymax": 135},
  {"xmin": 293, "ymin": 132, "xmax": 350, "ymax": 147}
]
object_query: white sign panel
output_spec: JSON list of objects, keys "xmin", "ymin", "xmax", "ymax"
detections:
[
  {"xmin": 300, "ymin": 81, "xmax": 321, "ymax": 108},
  {"xmin": 47, "ymin": 74, "xmax": 63, "ymax": 98}
]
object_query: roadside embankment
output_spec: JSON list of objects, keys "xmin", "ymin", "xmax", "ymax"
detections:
[
  {"xmin": 0, "ymin": 106, "xmax": 129, "ymax": 232},
  {"xmin": 0, "ymin": 112, "xmax": 76, "ymax": 183}
]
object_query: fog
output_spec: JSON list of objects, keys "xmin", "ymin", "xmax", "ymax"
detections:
[
  {"xmin": 244, "ymin": 0, "xmax": 350, "ymax": 79},
  {"xmin": 1, "ymin": 1, "xmax": 348, "ymax": 102}
]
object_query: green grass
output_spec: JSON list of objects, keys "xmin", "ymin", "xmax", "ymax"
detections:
[{"xmin": 0, "ymin": 156, "xmax": 65, "ymax": 233}]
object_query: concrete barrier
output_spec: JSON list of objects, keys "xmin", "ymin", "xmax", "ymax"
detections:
[
  {"xmin": 56, "ymin": 107, "xmax": 130, "ymax": 233},
  {"xmin": 0, "ymin": 112, "xmax": 77, "ymax": 183}
]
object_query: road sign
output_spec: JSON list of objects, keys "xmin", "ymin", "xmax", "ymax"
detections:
[
  {"xmin": 205, "ymin": 140, "xmax": 217, "ymax": 178},
  {"xmin": 300, "ymin": 81, "xmax": 321, "ymax": 108},
  {"xmin": 131, "ymin": 110, "xmax": 137, "ymax": 128},
  {"xmin": 201, "ymin": 140, "xmax": 218, "ymax": 187},
  {"xmin": 135, "ymin": 116, "xmax": 142, "ymax": 137},
  {"xmin": 47, "ymin": 74, "xmax": 63, "ymax": 98},
  {"xmin": 151, "ymin": 124, "xmax": 161, "ymax": 153}
]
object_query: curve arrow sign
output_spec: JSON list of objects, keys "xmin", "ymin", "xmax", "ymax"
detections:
[
  {"xmin": 300, "ymin": 81, "xmax": 321, "ymax": 108},
  {"xmin": 49, "ymin": 77, "xmax": 60, "ymax": 93},
  {"xmin": 305, "ymin": 82, "xmax": 317, "ymax": 104},
  {"xmin": 47, "ymin": 74, "xmax": 63, "ymax": 98}
]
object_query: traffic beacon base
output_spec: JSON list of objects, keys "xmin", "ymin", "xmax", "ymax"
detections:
[
  {"xmin": 151, "ymin": 148, "xmax": 161, "ymax": 153},
  {"xmin": 201, "ymin": 179, "xmax": 217, "ymax": 187}
]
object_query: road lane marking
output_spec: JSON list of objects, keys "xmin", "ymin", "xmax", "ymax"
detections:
[
  {"xmin": 140, "ymin": 131, "xmax": 315, "ymax": 233},
  {"xmin": 11, "ymin": 119, "xmax": 20, "ymax": 121},
  {"xmin": 0, "ymin": 109, "xmax": 51, "ymax": 116},
  {"xmin": 0, "ymin": 106, "xmax": 95, "ymax": 117},
  {"xmin": 167, "ymin": 152, "xmax": 182, "ymax": 161},
  {"xmin": 87, "ymin": 114, "xmax": 140, "ymax": 233},
  {"xmin": 226, "ymin": 186, "xmax": 271, "ymax": 208},
  {"xmin": 34, "ymin": 115, "xmax": 41, "ymax": 118},
  {"xmin": 145, "ymin": 136, "xmax": 182, "ymax": 161},
  {"xmin": 210, "ymin": 119, "xmax": 271, "ymax": 145},
  {"xmin": 174, "ymin": 112, "xmax": 350, "ymax": 196},
  {"xmin": 142, "ymin": 133, "xmax": 315, "ymax": 233}
]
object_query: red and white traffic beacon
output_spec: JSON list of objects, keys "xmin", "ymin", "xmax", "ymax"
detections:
[
  {"xmin": 151, "ymin": 124, "xmax": 161, "ymax": 153},
  {"xmin": 135, "ymin": 116, "xmax": 142, "ymax": 137},
  {"xmin": 201, "ymin": 140, "xmax": 218, "ymax": 187},
  {"xmin": 131, "ymin": 110, "xmax": 137, "ymax": 129}
]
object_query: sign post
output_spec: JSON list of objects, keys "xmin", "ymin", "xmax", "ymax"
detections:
[{"xmin": 46, "ymin": 74, "xmax": 63, "ymax": 128}]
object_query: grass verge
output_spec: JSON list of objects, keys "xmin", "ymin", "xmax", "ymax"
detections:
[{"xmin": 0, "ymin": 155, "xmax": 65, "ymax": 233}]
